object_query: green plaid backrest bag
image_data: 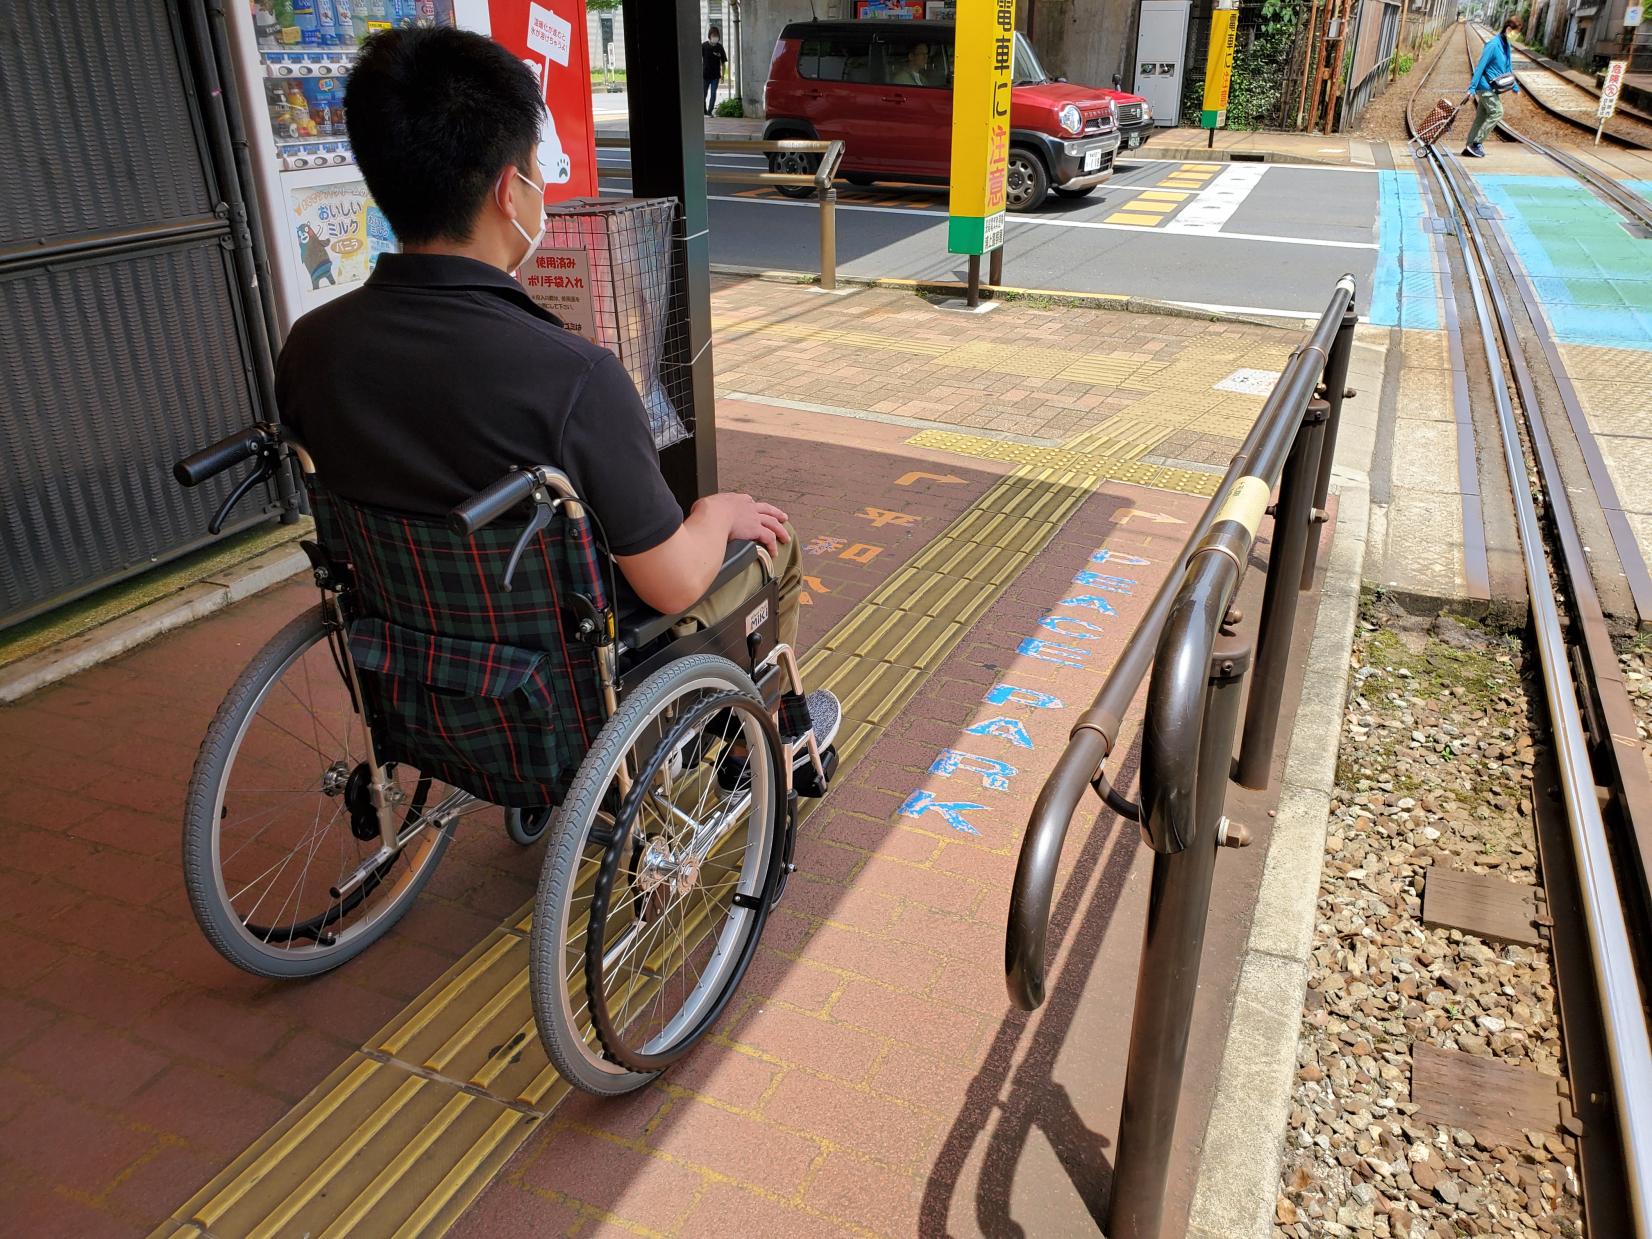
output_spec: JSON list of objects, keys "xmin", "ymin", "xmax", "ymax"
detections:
[{"xmin": 308, "ymin": 485, "xmax": 611, "ymax": 808}]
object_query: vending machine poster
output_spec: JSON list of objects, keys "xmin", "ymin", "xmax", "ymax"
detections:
[
  {"xmin": 522, "ymin": 247, "xmax": 597, "ymax": 342},
  {"xmin": 288, "ymin": 180, "xmax": 394, "ymax": 292},
  {"xmin": 483, "ymin": 0, "xmax": 596, "ymax": 203}
]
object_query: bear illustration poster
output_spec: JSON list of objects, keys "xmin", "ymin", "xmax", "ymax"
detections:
[{"xmin": 457, "ymin": 0, "xmax": 595, "ymax": 202}]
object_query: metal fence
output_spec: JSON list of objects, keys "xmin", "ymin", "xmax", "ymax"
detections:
[
  {"xmin": 594, "ymin": 135, "xmax": 845, "ymax": 290},
  {"xmin": 1004, "ymin": 278, "xmax": 1360, "ymax": 1239}
]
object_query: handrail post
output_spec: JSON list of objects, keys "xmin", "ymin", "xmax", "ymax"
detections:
[
  {"xmin": 1234, "ymin": 398, "xmax": 1329, "ymax": 790},
  {"xmin": 818, "ymin": 184, "xmax": 837, "ymax": 291},
  {"xmin": 1300, "ymin": 307, "xmax": 1357, "ymax": 588},
  {"xmin": 1108, "ymin": 620, "xmax": 1252, "ymax": 1239}
]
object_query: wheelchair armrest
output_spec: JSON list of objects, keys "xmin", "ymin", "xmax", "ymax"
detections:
[{"xmin": 616, "ymin": 541, "xmax": 767, "ymax": 653}]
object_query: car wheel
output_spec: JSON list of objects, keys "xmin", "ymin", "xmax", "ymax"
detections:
[
  {"xmin": 768, "ymin": 147, "xmax": 821, "ymax": 199},
  {"xmin": 1006, "ymin": 147, "xmax": 1050, "ymax": 212},
  {"xmin": 1054, "ymin": 185, "xmax": 1097, "ymax": 199}
]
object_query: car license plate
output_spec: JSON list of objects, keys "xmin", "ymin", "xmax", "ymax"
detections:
[
  {"xmin": 1083, "ymin": 148, "xmax": 1102, "ymax": 172},
  {"xmin": 1128, "ymin": 133, "xmax": 1142, "ymax": 149}
]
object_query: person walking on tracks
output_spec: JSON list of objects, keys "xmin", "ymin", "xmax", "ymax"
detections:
[{"xmin": 1463, "ymin": 16, "xmax": 1522, "ymax": 158}]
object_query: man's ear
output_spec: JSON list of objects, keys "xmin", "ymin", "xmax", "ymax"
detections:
[{"xmin": 493, "ymin": 165, "xmax": 519, "ymax": 224}]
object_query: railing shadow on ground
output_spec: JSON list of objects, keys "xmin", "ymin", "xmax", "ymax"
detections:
[{"xmin": 919, "ymin": 745, "xmax": 1144, "ymax": 1237}]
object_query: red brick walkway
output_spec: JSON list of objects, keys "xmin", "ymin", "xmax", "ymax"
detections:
[
  {"xmin": 454, "ymin": 474, "xmax": 1215, "ymax": 1237},
  {"xmin": 0, "ymin": 404, "xmax": 999, "ymax": 1237}
]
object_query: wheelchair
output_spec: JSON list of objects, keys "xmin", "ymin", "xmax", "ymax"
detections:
[{"xmin": 171, "ymin": 423, "xmax": 838, "ymax": 1095}]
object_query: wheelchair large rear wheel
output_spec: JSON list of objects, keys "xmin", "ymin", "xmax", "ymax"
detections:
[
  {"xmin": 182, "ymin": 607, "xmax": 485, "ymax": 978},
  {"xmin": 529, "ymin": 654, "xmax": 784, "ymax": 1095}
]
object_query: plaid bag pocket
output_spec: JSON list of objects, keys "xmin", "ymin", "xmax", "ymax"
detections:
[{"xmin": 347, "ymin": 618, "xmax": 581, "ymax": 805}]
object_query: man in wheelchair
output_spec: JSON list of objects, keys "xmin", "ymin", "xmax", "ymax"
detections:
[{"xmin": 166, "ymin": 25, "xmax": 840, "ymax": 1094}]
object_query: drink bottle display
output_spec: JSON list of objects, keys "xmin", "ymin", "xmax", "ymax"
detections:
[
  {"xmin": 292, "ymin": 0, "xmax": 318, "ymax": 45},
  {"xmin": 314, "ymin": 0, "xmax": 337, "ymax": 46},
  {"xmin": 254, "ymin": 0, "xmax": 278, "ymax": 47},
  {"xmin": 287, "ymin": 81, "xmax": 317, "ymax": 136},
  {"xmin": 303, "ymin": 79, "xmax": 333, "ymax": 137},
  {"xmin": 359, "ymin": 0, "xmax": 390, "ymax": 34},
  {"xmin": 333, "ymin": 0, "xmax": 357, "ymax": 46}
]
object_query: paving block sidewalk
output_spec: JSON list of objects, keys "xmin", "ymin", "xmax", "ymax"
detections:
[{"xmin": 1, "ymin": 276, "xmax": 1315, "ymax": 1237}]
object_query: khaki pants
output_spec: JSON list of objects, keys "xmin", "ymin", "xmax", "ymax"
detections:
[
  {"xmin": 680, "ymin": 523, "xmax": 803, "ymax": 652},
  {"xmin": 1465, "ymin": 90, "xmax": 1503, "ymax": 148}
]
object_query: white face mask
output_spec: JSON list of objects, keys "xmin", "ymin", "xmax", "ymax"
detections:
[{"xmin": 510, "ymin": 168, "xmax": 546, "ymax": 274}]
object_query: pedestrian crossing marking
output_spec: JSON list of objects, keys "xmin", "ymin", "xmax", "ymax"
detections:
[
  {"xmin": 1138, "ymin": 190, "xmax": 1191, "ymax": 202},
  {"xmin": 1107, "ymin": 212, "xmax": 1168, "ymax": 226}
]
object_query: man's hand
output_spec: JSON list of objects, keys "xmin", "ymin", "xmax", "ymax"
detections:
[
  {"xmin": 694, "ymin": 492, "xmax": 790, "ymax": 552},
  {"xmin": 617, "ymin": 492, "xmax": 791, "ymax": 614}
]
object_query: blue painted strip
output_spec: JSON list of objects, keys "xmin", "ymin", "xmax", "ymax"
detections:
[
  {"xmin": 1476, "ymin": 174, "xmax": 1652, "ymax": 351},
  {"xmin": 1370, "ymin": 169, "xmax": 1441, "ymax": 330}
]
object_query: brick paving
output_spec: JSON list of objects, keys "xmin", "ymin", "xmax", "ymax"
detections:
[{"xmin": 1, "ymin": 276, "xmax": 1310, "ymax": 1236}]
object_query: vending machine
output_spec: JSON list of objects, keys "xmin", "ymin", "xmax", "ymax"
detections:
[{"xmin": 226, "ymin": 0, "xmax": 596, "ymax": 334}]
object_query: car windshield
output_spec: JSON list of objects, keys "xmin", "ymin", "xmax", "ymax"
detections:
[{"xmin": 1012, "ymin": 32, "xmax": 1048, "ymax": 86}]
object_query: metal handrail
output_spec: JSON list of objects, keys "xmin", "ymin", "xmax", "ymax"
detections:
[
  {"xmin": 593, "ymin": 135, "xmax": 846, "ymax": 288},
  {"xmin": 1003, "ymin": 276, "xmax": 1358, "ymax": 1239},
  {"xmin": 1005, "ymin": 278, "xmax": 1357, "ymax": 1011}
]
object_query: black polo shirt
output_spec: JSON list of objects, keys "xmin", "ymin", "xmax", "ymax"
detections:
[{"xmin": 275, "ymin": 252, "xmax": 684, "ymax": 557}]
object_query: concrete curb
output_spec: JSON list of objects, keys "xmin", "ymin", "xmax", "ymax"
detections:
[
  {"xmin": 1183, "ymin": 326, "xmax": 1389, "ymax": 1237},
  {"xmin": 0, "ymin": 544, "xmax": 309, "ymax": 705},
  {"xmin": 709, "ymin": 264, "xmax": 1312, "ymax": 331}
]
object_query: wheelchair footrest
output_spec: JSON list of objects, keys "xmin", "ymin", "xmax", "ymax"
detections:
[{"xmin": 795, "ymin": 743, "xmax": 838, "ymax": 800}]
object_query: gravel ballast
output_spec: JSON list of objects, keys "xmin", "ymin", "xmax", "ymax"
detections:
[{"xmin": 1275, "ymin": 598, "xmax": 1584, "ymax": 1238}]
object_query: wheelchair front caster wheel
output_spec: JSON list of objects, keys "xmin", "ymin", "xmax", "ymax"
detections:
[
  {"xmin": 505, "ymin": 806, "xmax": 552, "ymax": 846},
  {"xmin": 795, "ymin": 744, "xmax": 838, "ymax": 799}
]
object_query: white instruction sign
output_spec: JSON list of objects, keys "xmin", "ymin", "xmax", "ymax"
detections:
[
  {"xmin": 1626, "ymin": 6, "xmax": 1643, "ymax": 26},
  {"xmin": 521, "ymin": 246, "xmax": 596, "ymax": 342},
  {"xmin": 526, "ymin": 3, "xmax": 572, "ymax": 66}
]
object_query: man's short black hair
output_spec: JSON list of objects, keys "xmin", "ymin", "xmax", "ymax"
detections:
[
  {"xmin": 708, "ymin": 25, "xmax": 720, "ymax": 36},
  {"xmin": 345, "ymin": 26, "xmax": 544, "ymax": 246}
]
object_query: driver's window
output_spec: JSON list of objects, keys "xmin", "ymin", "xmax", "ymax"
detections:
[{"xmin": 873, "ymin": 35, "xmax": 947, "ymax": 89}]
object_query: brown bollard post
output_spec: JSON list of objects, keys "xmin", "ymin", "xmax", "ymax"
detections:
[
  {"xmin": 1108, "ymin": 624, "xmax": 1252, "ymax": 1239},
  {"xmin": 1235, "ymin": 400, "xmax": 1329, "ymax": 790},
  {"xmin": 819, "ymin": 185, "xmax": 838, "ymax": 292},
  {"xmin": 966, "ymin": 253, "xmax": 981, "ymax": 308},
  {"xmin": 988, "ymin": 243, "xmax": 1003, "ymax": 287},
  {"xmin": 1299, "ymin": 308, "xmax": 1357, "ymax": 588}
]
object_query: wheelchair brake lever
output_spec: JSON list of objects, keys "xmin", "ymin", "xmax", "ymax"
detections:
[
  {"xmin": 501, "ymin": 492, "xmax": 556, "ymax": 592},
  {"xmin": 208, "ymin": 458, "xmax": 276, "ymax": 535}
]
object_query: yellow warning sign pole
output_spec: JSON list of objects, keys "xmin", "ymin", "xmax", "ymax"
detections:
[{"xmin": 1200, "ymin": 0, "xmax": 1239, "ymax": 149}]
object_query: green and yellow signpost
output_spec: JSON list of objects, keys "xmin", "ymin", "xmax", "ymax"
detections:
[
  {"xmin": 949, "ymin": 0, "xmax": 1015, "ymax": 303},
  {"xmin": 1200, "ymin": 0, "xmax": 1238, "ymax": 148}
]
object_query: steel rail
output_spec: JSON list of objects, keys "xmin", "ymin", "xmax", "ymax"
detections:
[
  {"xmin": 1004, "ymin": 279, "xmax": 1354, "ymax": 1012},
  {"xmin": 1410, "ymin": 44, "xmax": 1652, "ymax": 1236}
]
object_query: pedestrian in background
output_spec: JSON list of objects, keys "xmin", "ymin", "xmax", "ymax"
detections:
[
  {"xmin": 1462, "ymin": 15, "xmax": 1522, "ymax": 158},
  {"xmin": 701, "ymin": 26, "xmax": 728, "ymax": 116}
]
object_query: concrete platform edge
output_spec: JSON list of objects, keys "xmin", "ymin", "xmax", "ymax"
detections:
[
  {"xmin": 0, "ymin": 546, "xmax": 309, "ymax": 705},
  {"xmin": 1184, "ymin": 477, "xmax": 1368, "ymax": 1239}
]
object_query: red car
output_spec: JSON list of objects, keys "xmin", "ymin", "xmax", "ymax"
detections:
[{"xmin": 763, "ymin": 20, "xmax": 1127, "ymax": 212}]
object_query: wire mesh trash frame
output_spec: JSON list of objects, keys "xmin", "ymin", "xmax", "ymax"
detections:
[{"xmin": 540, "ymin": 196, "xmax": 690, "ymax": 451}]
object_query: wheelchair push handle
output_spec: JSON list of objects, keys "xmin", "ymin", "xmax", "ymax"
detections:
[
  {"xmin": 174, "ymin": 425, "xmax": 278, "ymax": 487},
  {"xmin": 449, "ymin": 469, "xmax": 538, "ymax": 537}
]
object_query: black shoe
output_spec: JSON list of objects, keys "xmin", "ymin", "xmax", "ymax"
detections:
[{"xmin": 1462, "ymin": 144, "xmax": 1486, "ymax": 158}]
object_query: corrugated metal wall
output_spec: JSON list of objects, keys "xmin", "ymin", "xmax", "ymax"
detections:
[{"xmin": 0, "ymin": 0, "xmax": 278, "ymax": 628}]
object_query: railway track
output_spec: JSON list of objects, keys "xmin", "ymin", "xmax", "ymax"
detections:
[
  {"xmin": 1467, "ymin": 21, "xmax": 1652, "ymax": 153},
  {"xmin": 1407, "ymin": 26, "xmax": 1652, "ymax": 1236}
]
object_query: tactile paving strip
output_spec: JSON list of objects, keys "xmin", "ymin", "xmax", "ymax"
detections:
[{"xmin": 151, "ymin": 449, "xmax": 1159, "ymax": 1239}]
